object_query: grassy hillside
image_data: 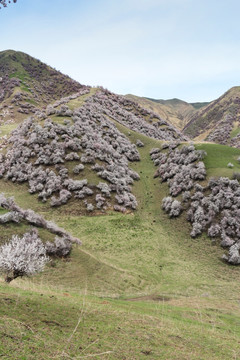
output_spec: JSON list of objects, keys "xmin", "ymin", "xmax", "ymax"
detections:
[
  {"xmin": 1, "ymin": 120, "xmax": 240, "ymax": 358},
  {"xmin": 1, "ymin": 282, "xmax": 240, "ymax": 360}
]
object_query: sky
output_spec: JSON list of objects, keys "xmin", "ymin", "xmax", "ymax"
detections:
[{"xmin": 1, "ymin": 0, "xmax": 240, "ymax": 102}]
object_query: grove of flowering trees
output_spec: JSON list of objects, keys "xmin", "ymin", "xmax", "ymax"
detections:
[
  {"xmin": 0, "ymin": 94, "xmax": 141, "ymax": 213},
  {"xmin": 152, "ymin": 142, "xmax": 240, "ymax": 265}
]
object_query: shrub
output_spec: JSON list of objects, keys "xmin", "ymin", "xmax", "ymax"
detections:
[
  {"xmin": 97, "ymin": 182, "xmax": 111, "ymax": 197},
  {"xmin": 169, "ymin": 200, "xmax": 182, "ymax": 217},
  {"xmin": 223, "ymin": 242, "xmax": 240, "ymax": 264},
  {"xmin": 182, "ymin": 191, "xmax": 191, "ymax": 202},
  {"xmin": 136, "ymin": 139, "xmax": 144, "ymax": 147},
  {"xmin": 232, "ymin": 172, "xmax": 240, "ymax": 181},
  {"xmin": 45, "ymin": 236, "xmax": 72, "ymax": 257},
  {"xmin": 208, "ymin": 224, "xmax": 221, "ymax": 237},
  {"xmin": 50, "ymin": 189, "xmax": 72, "ymax": 207},
  {"xmin": 190, "ymin": 222, "xmax": 203, "ymax": 238},
  {"xmin": 86, "ymin": 203, "xmax": 94, "ymax": 212},
  {"xmin": 73, "ymin": 164, "xmax": 85, "ymax": 174},
  {"xmin": 162, "ymin": 196, "xmax": 181, "ymax": 217},
  {"xmin": 0, "ymin": 211, "xmax": 21, "ymax": 223}
]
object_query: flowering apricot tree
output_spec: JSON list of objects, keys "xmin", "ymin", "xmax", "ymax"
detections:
[{"xmin": 0, "ymin": 229, "xmax": 49, "ymax": 283}]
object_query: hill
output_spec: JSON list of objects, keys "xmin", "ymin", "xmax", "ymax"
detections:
[
  {"xmin": 0, "ymin": 50, "xmax": 87, "ymax": 127},
  {"xmin": 183, "ymin": 86, "xmax": 240, "ymax": 145},
  {"xmin": 126, "ymin": 94, "xmax": 208, "ymax": 130}
]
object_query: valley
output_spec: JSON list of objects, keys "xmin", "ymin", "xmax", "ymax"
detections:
[{"xmin": 0, "ymin": 51, "xmax": 240, "ymax": 359}]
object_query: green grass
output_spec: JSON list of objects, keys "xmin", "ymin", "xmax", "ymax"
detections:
[
  {"xmin": 0, "ymin": 123, "xmax": 18, "ymax": 138},
  {"xmin": 25, "ymin": 98, "xmax": 37, "ymax": 105},
  {"xmin": 195, "ymin": 143, "xmax": 240, "ymax": 177},
  {"xmin": 67, "ymin": 87, "xmax": 98, "ymax": 110},
  {"xmin": 0, "ymin": 282, "xmax": 240, "ymax": 359},
  {"xmin": 9, "ymin": 71, "xmax": 29, "ymax": 82}
]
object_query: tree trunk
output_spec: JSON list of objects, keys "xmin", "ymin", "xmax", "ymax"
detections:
[
  {"xmin": 5, "ymin": 271, "xmax": 20, "ymax": 283},
  {"xmin": 5, "ymin": 275, "xmax": 14, "ymax": 283}
]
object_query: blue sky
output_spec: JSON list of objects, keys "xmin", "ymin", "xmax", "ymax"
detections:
[{"xmin": 1, "ymin": 0, "xmax": 240, "ymax": 102}]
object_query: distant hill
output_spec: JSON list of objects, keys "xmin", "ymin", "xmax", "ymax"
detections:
[
  {"xmin": 0, "ymin": 50, "xmax": 86, "ymax": 125},
  {"xmin": 125, "ymin": 94, "xmax": 209, "ymax": 130},
  {"xmin": 183, "ymin": 86, "xmax": 240, "ymax": 145},
  {"xmin": 129, "ymin": 88, "xmax": 240, "ymax": 148}
]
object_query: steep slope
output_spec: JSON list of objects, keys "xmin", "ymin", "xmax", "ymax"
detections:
[
  {"xmin": 0, "ymin": 50, "xmax": 88, "ymax": 125},
  {"xmin": 184, "ymin": 86, "xmax": 240, "ymax": 145},
  {"xmin": 126, "ymin": 94, "xmax": 208, "ymax": 130}
]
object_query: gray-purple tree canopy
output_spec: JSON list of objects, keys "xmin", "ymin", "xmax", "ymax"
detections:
[{"xmin": 0, "ymin": 0, "xmax": 17, "ymax": 9}]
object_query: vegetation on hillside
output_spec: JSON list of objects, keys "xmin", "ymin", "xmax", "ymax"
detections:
[
  {"xmin": 1, "ymin": 130, "xmax": 240, "ymax": 359},
  {"xmin": 0, "ymin": 51, "xmax": 240, "ymax": 359}
]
